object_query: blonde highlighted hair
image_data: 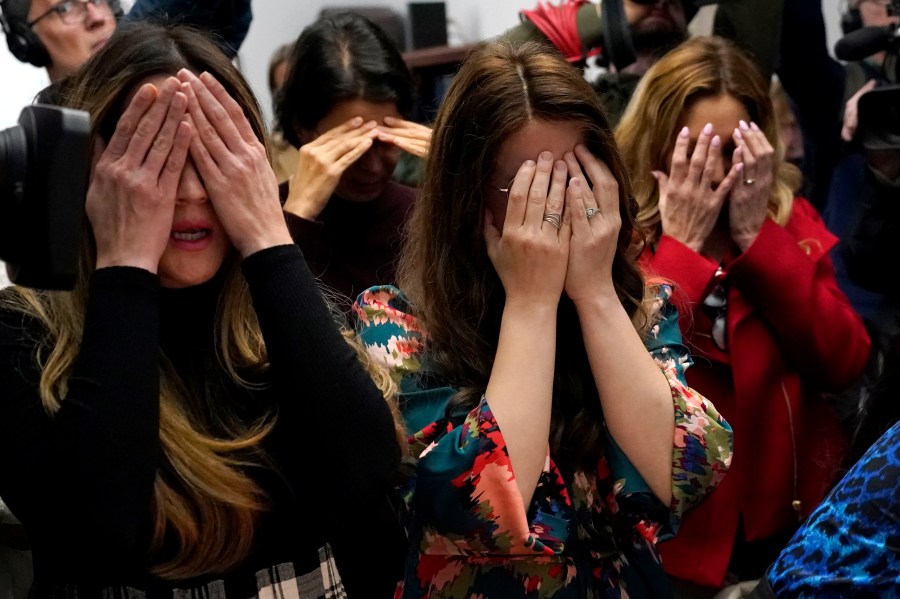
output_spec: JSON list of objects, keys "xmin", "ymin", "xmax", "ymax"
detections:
[
  {"xmin": 616, "ymin": 36, "xmax": 801, "ymax": 244},
  {"xmin": 1, "ymin": 22, "xmax": 402, "ymax": 580}
]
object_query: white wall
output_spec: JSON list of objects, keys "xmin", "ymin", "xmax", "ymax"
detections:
[{"xmin": 0, "ymin": 0, "xmax": 851, "ymax": 130}]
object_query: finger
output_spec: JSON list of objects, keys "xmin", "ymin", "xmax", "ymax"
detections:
[
  {"xmin": 505, "ymin": 160, "xmax": 536, "ymax": 231},
  {"xmin": 314, "ymin": 116, "xmax": 367, "ymax": 144},
  {"xmin": 124, "ymin": 77, "xmax": 181, "ymax": 166},
  {"xmin": 700, "ymin": 135, "xmax": 723, "ymax": 190},
  {"xmin": 193, "ymin": 70, "xmax": 258, "ymax": 146},
  {"xmin": 180, "ymin": 69, "xmax": 245, "ymax": 154},
  {"xmin": 105, "ymin": 83, "xmax": 158, "ymax": 159},
  {"xmin": 742, "ymin": 121, "xmax": 773, "ymax": 162},
  {"xmin": 183, "ymin": 81, "xmax": 232, "ymax": 167},
  {"xmin": 318, "ymin": 121, "xmax": 377, "ymax": 157},
  {"xmin": 333, "ymin": 136, "xmax": 375, "ymax": 171},
  {"xmin": 688, "ymin": 123, "xmax": 714, "ymax": 183},
  {"xmin": 187, "ymin": 113, "xmax": 222, "ymax": 181},
  {"xmin": 669, "ymin": 126, "xmax": 691, "ymax": 182},
  {"xmin": 563, "ymin": 151, "xmax": 595, "ymax": 211},
  {"xmin": 567, "ymin": 178, "xmax": 591, "ymax": 239},
  {"xmin": 527, "ymin": 152, "xmax": 555, "ymax": 229},
  {"xmin": 158, "ymin": 120, "xmax": 193, "ymax": 192},
  {"xmin": 377, "ymin": 132, "xmax": 429, "ymax": 158},
  {"xmin": 574, "ymin": 145, "xmax": 618, "ymax": 215},
  {"xmin": 381, "ymin": 118, "xmax": 432, "ymax": 142},
  {"xmin": 142, "ymin": 89, "xmax": 188, "ymax": 174},
  {"xmin": 651, "ymin": 170, "xmax": 669, "ymax": 201},
  {"xmin": 733, "ymin": 128, "xmax": 756, "ymax": 175},
  {"xmin": 546, "ymin": 159, "xmax": 567, "ymax": 218},
  {"xmin": 715, "ymin": 161, "xmax": 744, "ymax": 203}
]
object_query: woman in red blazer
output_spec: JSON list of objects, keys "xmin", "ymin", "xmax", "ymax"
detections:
[{"xmin": 616, "ymin": 36, "xmax": 871, "ymax": 593}]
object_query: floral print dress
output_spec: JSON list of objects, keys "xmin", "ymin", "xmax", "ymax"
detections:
[{"xmin": 355, "ymin": 285, "xmax": 733, "ymax": 598}]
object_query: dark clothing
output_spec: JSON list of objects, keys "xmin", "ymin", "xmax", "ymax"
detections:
[
  {"xmin": 0, "ymin": 245, "xmax": 401, "ymax": 595},
  {"xmin": 282, "ymin": 181, "xmax": 415, "ymax": 313},
  {"xmin": 125, "ymin": 0, "xmax": 252, "ymax": 57}
]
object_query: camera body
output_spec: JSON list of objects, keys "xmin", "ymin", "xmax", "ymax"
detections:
[{"xmin": 0, "ymin": 105, "xmax": 91, "ymax": 289}]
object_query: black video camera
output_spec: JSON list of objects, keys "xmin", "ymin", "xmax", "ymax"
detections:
[{"xmin": 0, "ymin": 105, "xmax": 90, "ymax": 289}]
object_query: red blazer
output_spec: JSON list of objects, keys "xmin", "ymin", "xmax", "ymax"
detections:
[{"xmin": 640, "ymin": 198, "xmax": 871, "ymax": 587}]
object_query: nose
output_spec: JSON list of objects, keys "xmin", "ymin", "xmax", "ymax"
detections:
[
  {"xmin": 84, "ymin": 0, "xmax": 110, "ymax": 27},
  {"xmin": 176, "ymin": 159, "xmax": 208, "ymax": 204}
]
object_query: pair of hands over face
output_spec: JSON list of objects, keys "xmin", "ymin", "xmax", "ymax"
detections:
[
  {"xmin": 486, "ymin": 145, "xmax": 622, "ymax": 309},
  {"xmin": 87, "ymin": 69, "xmax": 292, "ymax": 274},
  {"xmin": 653, "ymin": 120, "xmax": 775, "ymax": 254},
  {"xmin": 284, "ymin": 115, "xmax": 432, "ymax": 220}
]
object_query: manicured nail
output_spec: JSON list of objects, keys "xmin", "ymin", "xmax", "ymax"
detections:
[
  {"xmin": 651, "ymin": 170, "xmax": 661, "ymax": 180},
  {"xmin": 680, "ymin": 126, "xmax": 690, "ymax": 138},
  {"xmin": 703, "ymin": 123, "xmax": 713, "ymax": 136},
  {"xmin": 735, "ymin": 162, "xmax": 744, "ymax": 172},
  {"xmin": 750, "ymin": 121, "xmax": 760, "ymax": 132},
  {"xmin": 739, "ymin": 120, "xmax": 750, "ymax": 131},
  {"xmin": 351, "ymin": 116, "xmax": 363, "ymax": 126},
  {"xmin": 711, "ymin": 135, "xmax": 721, "ymax": 147},
  {"xmin": 734, "ymin": 128, "xmax": 743, "ymax": 140}
]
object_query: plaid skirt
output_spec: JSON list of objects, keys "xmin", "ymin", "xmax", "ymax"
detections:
[{"xmin": 29, "ymin": 544, "xmax": 346, "ymax": 599}]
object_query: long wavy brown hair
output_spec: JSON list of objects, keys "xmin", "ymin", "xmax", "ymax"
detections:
[
  {"xmin": 1, "ymin": 22, "xmax": 402, "ymax": 580},
  {"xmin": 616, "ymin": 36, "xmax": 801, "ymax": 244},
  {"xmin": 397, "ymin": 39, "xmax": 651, "ymax": 472}
]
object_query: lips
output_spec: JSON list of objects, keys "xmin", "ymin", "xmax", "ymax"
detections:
[{"xmin": 170, "ymin": 221, "xmax": 214, "ymax": 250}]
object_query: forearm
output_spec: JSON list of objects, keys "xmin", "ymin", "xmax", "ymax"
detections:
[
  {"xmin": 241, "ymin": 245, "xmax": 400, "ymax": 498},
  {"xmin": 485, "ymin": 302, "xmax": 557, "ymax": 508},
  {"xmin": 576, "ymin": 295, "xmax": 674, "ymax": 504}
]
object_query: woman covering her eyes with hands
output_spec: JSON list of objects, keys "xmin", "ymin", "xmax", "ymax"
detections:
[
  {"xmin": 275, "ymin": 12, "xmax": 431, "ymax": 313},
  {"xmin": 0, "ymin": 23, "xmax": 404, "ymax": 597},
  {"xmin": 616, "ymin": 36, "xmax": 872, "ymax": 594},
  {"xmin": 354, "ymin": 39, "xmax": 733, "ymax": 598}
]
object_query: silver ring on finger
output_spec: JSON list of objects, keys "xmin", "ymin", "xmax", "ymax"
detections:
[
  {"xmin": 743, "ymin": 178, "xmax": 755, "ymax": 185},
  {"xmin": 585, "ymin": 207, "xmax": 599, "ymax": 220},
  {"xmin": 543, "ymin": 212, "xmax": 562, "ymax": 230}
]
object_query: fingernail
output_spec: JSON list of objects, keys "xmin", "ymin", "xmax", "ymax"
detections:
[
  {"xmin": 539, "ymin": 151, "xmax": 553, "ymax": 162},
  {"xmin": 383, "ymin": 116, "xmax": 396, "ymax": 123},
  {"xmin": 554, "ymin": 161, "xmax": 566, "ymax": 172},
  {"xmin": 734, "ymin": 128, "xmax": 743, "ymax": 140},
  {"xmin": 351, "ymin": 117, "xmax": 363, "ymax": 126},
  {"xmin": 750, "ymin": 121, "xmax": 760, "ymax": 132},
  {"xmin": 736, "ymin": 162, "xmax": 744, "ymax": 172},
  {"xmin": 711, "ymin": 135, "xmax": 721, "ymax": 147},
  {"xmin": 571, "ymin": 178, "xmax": 581, "ymax": 188},
  {"xmin": 138, "ymin": 84, "xmax": 155, "ymax": 99},
  {"xmin": 680, "ymin": 126, "xmax": 690, "ymax": 138},
  {"xmin": 703, "ymin": 123, "xmax": 713, "ymax": 136},
  {"xmin": 651, "ymin": 170, "xmax": 661, "ymax": 180},
  {"xmin": 739, "ymin": 120, "xmax": 750, "ymax": 131},
  {"xmin": 524, "ymin": 160, "xmax": 535, "ymax": 168}
]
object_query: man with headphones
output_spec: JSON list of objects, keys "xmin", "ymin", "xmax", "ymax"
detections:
[
  {"xmin": 0, "ymin": 0, "xmax": 251, "ymax": 86},
  {"xmin": 0, "ymin": 0, "xmax": 118, "ymax": 83}
]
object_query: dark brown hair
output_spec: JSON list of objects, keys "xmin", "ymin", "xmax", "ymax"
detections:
[{"xmin": 397, "ymin": 39, "xmax": 649, "ymax": 471}]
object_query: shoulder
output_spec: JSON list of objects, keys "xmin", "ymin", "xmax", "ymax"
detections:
[{"xmin": 785, "ymin": 196, "xmax": 837, "ymax": 260}]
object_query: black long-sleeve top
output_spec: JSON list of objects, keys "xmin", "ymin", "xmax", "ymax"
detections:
[{"xmin": 0, "ymin": 244, "xmax": 401, "ymax": 595}]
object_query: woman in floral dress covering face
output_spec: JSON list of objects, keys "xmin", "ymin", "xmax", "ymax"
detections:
[{"xmin": 355, "ymin": 40, "xmax": 734, "ymax": 599}]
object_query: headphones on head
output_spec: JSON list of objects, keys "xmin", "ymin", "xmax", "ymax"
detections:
[
  {"xmin": 0, "ymin": 0, "xmax": 123, "ymax": 68},
  {"xmin": 840, "ymin": 0, "xmax": 864, "ymax": 35},
  {"xmin": 1, "ymin": 0, "xmax": 50, "ymax": 66}
]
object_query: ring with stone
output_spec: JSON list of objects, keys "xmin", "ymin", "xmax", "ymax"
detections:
[
  {"xmin": 743, "ymin": 178, "xmax": 755, "ymax": 185},
  {"xmin": 585, "ymin": 207, "xmax": 599, "ymax": 220}
]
